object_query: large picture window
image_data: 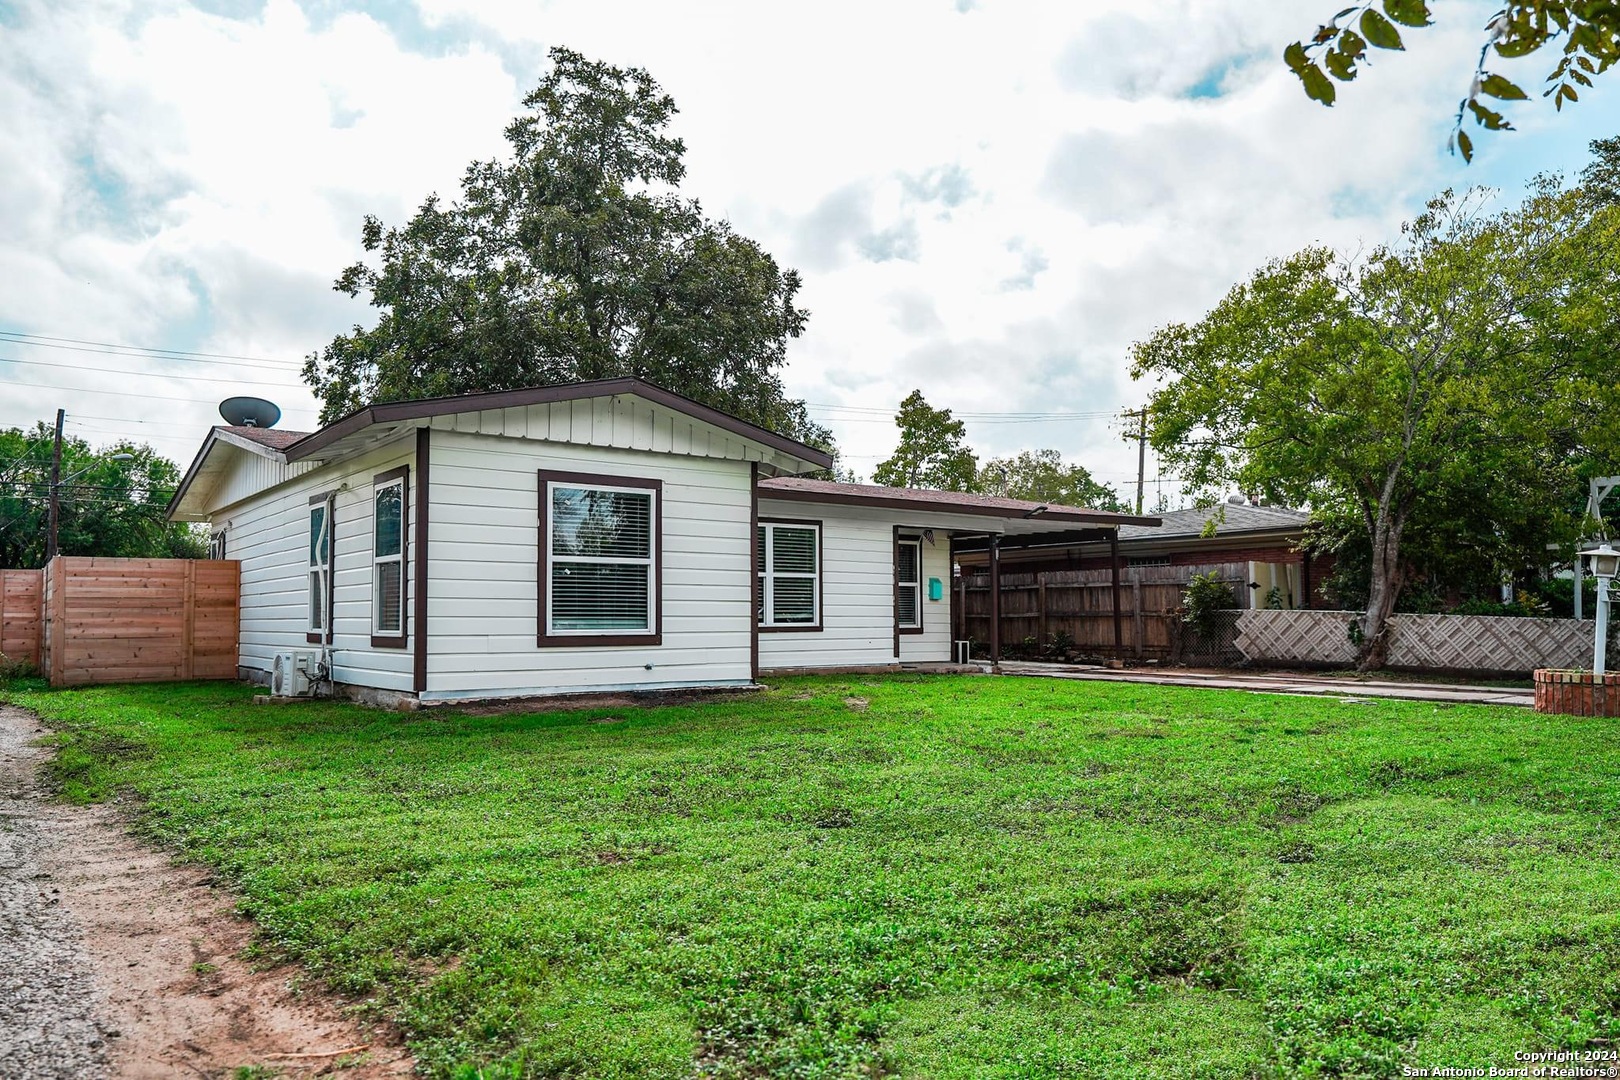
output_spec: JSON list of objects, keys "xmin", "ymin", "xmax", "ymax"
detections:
[
  {"xmin": 308, "ymin": 497, "xmax": 332, "ymax": 640},
  {"xmin": 758, "ymin": 521, "xmax": 820, "ymax": 629},
  {"xmin": 896, "ymin": 536, "xmax": 922, "ymax": 632},
  {"xmin": 539, "ymin": 471, "xmax": 661, "ymax": 646},
  {"xmin": 372, "ymin": 466, "xmax": 408, "ymax": 645}
]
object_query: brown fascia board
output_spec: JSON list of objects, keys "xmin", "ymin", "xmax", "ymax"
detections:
[
  {"xmin": 757, "ymin": 485, "xmax": 1162, "ymax": 528},
  {"xmin": 282, "ymin": 378, "xmax": 835, "ymax": 469}
]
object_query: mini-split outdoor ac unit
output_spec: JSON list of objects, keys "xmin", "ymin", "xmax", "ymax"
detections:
[{"xmin": 270, "ymin": 650, "xmax": 320, "ymax": 698}]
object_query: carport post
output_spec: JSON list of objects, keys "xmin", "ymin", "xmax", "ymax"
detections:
[
  {"xmin": 1110, "ymin": 530, "xmax": 1123, "ymax": 656},
  {"xmin": 989, "ymin": 534, "xmax": 1001, "ymax": 663}
]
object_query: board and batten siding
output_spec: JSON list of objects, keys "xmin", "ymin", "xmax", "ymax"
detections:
[
  {"xmin": 207, "ymin": 445, "xmax": 317, "ymax": 512},
  {"xmin": 425, "ymin": 427, "xmax": 754, "ymax": 700},
  {"xmin": 420, "ymin": 394, "xmax": 808, "ymax": 472},
  {"xmin": 755, "ymin": 500, "xmax": 955, "ymax": 670},
  {"xmin": 208, "ymin": 439, "xmax": 417, "ymax": 692}
]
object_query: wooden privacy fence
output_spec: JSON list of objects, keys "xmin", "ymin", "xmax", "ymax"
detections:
[
  {"xmin": 1, "ymin": 569, "xmax": 44, "ymax": 670},
  {"xmin": 18, "ymin": 557, "xmax": 240, "ymax": 687},
  {"xmin": 957, "ymin": 563, "xmax": 1249, "ymax": 660}
]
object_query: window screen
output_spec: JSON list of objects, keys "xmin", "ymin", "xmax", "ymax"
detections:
[
  {"xmin": 308, "ymin": 502, "xmax": 330, "ymax": 634},
  {"xmin": 758, "ymin": 523, "xmax": 819, "ymax": 627},
  {"xmin": 897, "ymin": 538, "xmax": 921, "ymax": 630},
  {"xmin": 373, "ymin": 478, "xmax": 405, "ymax": 636},
  {"xmin": 547, "ymin": 483, "xmax": 655, "ymax": 633}
]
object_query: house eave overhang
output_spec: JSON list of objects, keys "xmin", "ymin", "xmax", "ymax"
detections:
[
  {"xmin": 953, "ymin": 525, "xmax": 1306, "ymax": 560},
  {"xmin": 282, "ymin": 379, "xmax": 834, "ymax": 472},
  {"xmin": 756, "ymin": 483, "xmax": 1161, "ymax": 535},
  {"xmin": 166, "ymin": 427, "xmax": 288, "ymax": 523}
]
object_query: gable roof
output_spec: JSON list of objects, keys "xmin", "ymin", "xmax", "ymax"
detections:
[
  {"xmin": 1117, "ymin": 502, "xmax": 1308, "ymax": 541},
  {"xmin": 277, "ymin": 378, "xmax": 832, "ymax": 468},
  {"xmin": 757, "ymin": 477, "xmax": 1160, "ymax": 528},
  {"xmin": 169, "ymin": 379, "xmax": 833, "ymax": 520}
]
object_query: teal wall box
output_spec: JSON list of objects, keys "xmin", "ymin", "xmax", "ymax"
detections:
[{"xmin": 928, "ymin": 577, "xmax": 943, "ymax": 601}]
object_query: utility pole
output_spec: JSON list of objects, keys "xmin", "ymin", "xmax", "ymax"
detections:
[
  {"xmin": 1132, "ymin": 407, "xmax": 1149, "ymax": 516},
  {"xmin": 45, "ymin": 408, "xmax": 64, "ymax": 564}
]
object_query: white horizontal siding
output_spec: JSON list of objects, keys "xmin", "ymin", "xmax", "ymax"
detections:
[
  {"xmin": 424, "ymin": 430, "xmax": 753, "ymax": 699},
  {"xmin": 756, "ymin": 501, "xmax": 953, "ymax": 670},
  {"xmin": 211, "ymin": 439, "xmax": 416, "ymax": 692}
]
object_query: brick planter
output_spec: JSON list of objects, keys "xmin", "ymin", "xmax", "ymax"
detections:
[{"xmin": 1534, "ymin": 669, "xmax": 1620, "ymax": 716}]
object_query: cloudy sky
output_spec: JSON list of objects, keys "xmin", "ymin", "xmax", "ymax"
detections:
[{"xmin": 1, "ymin": 0, "xmax": 1616, "ymax": 507}]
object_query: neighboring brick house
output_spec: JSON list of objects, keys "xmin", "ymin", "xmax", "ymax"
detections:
[{"xmin": 954, "ymin": 502, "xmax": 1335, "ymax": 609}]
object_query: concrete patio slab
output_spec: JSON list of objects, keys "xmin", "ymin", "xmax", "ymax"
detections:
[{"xmin": 995, "ymin": 661, "xmax": 1533, "ymax": 708}]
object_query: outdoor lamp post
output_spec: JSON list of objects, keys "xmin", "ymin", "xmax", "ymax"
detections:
[{"xmin": 1579, "ymin": 540, "xmax": 1620, "ymax": 676}]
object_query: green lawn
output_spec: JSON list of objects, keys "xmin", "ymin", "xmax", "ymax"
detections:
[{"xmin": 4, "ymin": 674, "xmax": 1618, "ymax": 1079}]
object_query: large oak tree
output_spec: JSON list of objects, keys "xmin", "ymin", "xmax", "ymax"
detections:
[{"xmin": 304, "ymin": 48, "xmax": 831, "ymax": 454}]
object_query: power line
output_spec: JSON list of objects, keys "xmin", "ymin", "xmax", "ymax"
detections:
[
  {"xmin": 0, "ymin": 355, "xmax": 309, "ymax": 389},
  {"xmin": 0, "ymin": 378, "xmax": 318, "ymax": 410},
  {"xmin": 0, "ymin": 330, "xmax": 304, "ymax": 369}
]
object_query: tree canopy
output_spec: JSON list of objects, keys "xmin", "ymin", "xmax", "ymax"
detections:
[
  {"xmin": 1132, "ymin": 173, "xmax": 1620, "ymax": 668},
  {"xmin": 1291, "ymin": 2, "xmax": 1620, "ymax": 160},
  {"xmin": 0, "ymin": 425, "xmax": 203, "ymax": 569},
  {"xmin": 977, "ymin": 449, "xmax": 1128, "ymax": 512},
  {"xmin": 872, "ymin": 391, "xmax": 978, "ymax": 491},
  {"xmin": 304, "ymin": 48, "xmax": 831, "ymax": 454}
]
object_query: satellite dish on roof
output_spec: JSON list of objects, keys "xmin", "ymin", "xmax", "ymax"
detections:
[{"xmin": 219, "ymin": 396, "xmax": 281, "ymax": 428}]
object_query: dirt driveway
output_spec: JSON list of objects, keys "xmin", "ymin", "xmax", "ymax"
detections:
[{"xmin": 0, "ymin": 704, "xmax": 414, "ymax": 1079}]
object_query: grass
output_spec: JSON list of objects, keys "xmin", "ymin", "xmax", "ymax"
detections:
[{"xmin": 3, "ymin": 673, "xmax": 1618, "ymax": 1078}]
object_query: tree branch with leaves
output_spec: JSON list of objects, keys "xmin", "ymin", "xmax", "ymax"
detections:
[{"xmin": 1290, "ymin": 2, "xmax": 1620, "ymax": 160}]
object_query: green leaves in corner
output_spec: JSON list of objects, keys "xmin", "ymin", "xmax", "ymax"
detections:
[
  {"xmin": 1381, "ymin": 0, "xmax": 1432, "ymax": 29},
  {"xmin": 1289, "ymin": 2, "xmax": 1425, "ymax": 106},
  {"xmin": 1479, "ymin": 73, "xmax": 1528, "ymax": 100},
  {"xmin": 1359, "ymin": 8, "xmax": 1405, "ymax": 50}
]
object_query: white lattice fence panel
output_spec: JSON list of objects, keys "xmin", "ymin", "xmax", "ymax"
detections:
[
  {"xmin": 1236, "ymin": 610, "xmax": 1594, "ymax": 672},
  {"xmin": 1235, "ymin": 610, "xmax": 1358, "ymax": 665},
  {"xmin": 1387, "ymin": 614, "xmax": 1592, "ymax": 671}
]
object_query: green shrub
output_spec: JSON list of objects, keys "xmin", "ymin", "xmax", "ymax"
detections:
[{"xmin": 1182, "ymin": 572, "xmax": 1239, "ymax": 641}]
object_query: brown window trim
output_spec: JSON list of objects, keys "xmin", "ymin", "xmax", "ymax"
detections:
[
  {"xmin": 757, "ymin": 516, "xmax": 824, "ymax": 633},
  {"xmin": 370, "ymin": 464, "xmax": 410, "ymax": 650},
  {"xmin": 537, "ymin": 469, "xmax": 663, "ymax": 648},
  {"xmin": 897, "ymin": 533, "xmax": 925, "ymax": 637},
  {"xmin": 306, "ymin": 490, "xmax": 338, "ymax": 645}
]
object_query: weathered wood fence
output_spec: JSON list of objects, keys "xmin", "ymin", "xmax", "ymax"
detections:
[
  {"xmin": 0, "ymin": 558, "xmax": 239, "ymax": 686},
  {"xmin": 956, "ymin": 563, "xmax": 1248, "ymax": 660}
]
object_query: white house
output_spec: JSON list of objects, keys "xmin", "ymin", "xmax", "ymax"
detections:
[{"xmin": 169, "ymin": 379, "xmax": 1155, "ymax": 704}]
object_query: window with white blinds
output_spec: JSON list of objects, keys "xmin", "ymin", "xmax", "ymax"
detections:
[
  {"xmin": 308, "ymin": 501, "xmax": 330, "ymax": 635},
  {"xmin": 545, "ymin": 479, "xmax": 657, "ymax": 636},
  {"xmin": 757, "ymin": 522, "xmax": 819, "ymax": 627},
  {"xmin": 373, "ymin": 476, "xmax": 405, "ymax": 637},
  {"xmin": 896, "ymin": 537, "xmax": 922, "ymax": 630}
]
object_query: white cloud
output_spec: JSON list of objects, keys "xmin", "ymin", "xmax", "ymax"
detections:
[{"xmin": 1, "ymin": 0, "xmax": 1615, "ymax": 502}]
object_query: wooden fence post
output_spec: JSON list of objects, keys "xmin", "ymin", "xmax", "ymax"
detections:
[
  {"xmin": 182, "ymin": 559, "xmax": 196, "ymax": 681},
  {"xmin": 1132, "ymin": 576, "xmax": 1144, "ymax": 658},
  {"xmin": 50, "ymin": 557, "xmax": 66, "ymax": 688},
  {"xmin": 1037, "ymin": 573, "xmax": 1048, "ymax": 646}
]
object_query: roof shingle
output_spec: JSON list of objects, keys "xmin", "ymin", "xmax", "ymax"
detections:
[{"xmin": 218, "ymin": 425, "xmax": 310, "ymax": 451}]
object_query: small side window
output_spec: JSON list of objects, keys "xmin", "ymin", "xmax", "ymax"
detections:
[{"xmin": 373, "ymin": 475, "xmax": 406, "ymax": 638}]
